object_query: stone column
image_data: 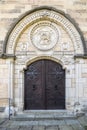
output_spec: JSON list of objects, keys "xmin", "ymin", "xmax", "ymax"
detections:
[
  {"xmin": 8, "ymin": 59, "xmax": 14, "ymax": 106},
  {"xmin": 18, "ymin": 69, "xmax": 24, "ymax": 111},
  {"xmin": 75, "ymin": 61, "xmax": 79, "ymax": 102}
]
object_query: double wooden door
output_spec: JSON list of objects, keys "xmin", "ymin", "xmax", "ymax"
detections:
[{"xmin": 24, "ymin": 59, "xmax": 65, "ymax": 110}]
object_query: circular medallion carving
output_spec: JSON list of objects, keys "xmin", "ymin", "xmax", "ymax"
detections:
[{"xmin": 30, "ymin": 23, "xmax": 59, "ymax": 50}]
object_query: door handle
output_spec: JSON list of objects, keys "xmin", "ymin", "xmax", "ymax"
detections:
[
  {"xmin": 55, "ymin": 85, "xmax": 57, "ymax": 90},
  {"xmin": 33, "ymin": 85, "xmax": 36, "ymax": 91}
]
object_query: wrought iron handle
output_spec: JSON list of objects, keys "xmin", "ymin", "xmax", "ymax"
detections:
[
  {"xmin": 55, "ymin": 85, "xmax": 57, "ymax": 90},
  {"xmin": 33, "ymin": 85, "xmax": 36, "ymax": 90}
]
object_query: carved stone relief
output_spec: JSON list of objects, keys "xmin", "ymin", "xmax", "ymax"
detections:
[
  {"xmin": 20, "ymin": 42, "xmax": 28, "ymax": 51},
  {"xmin": 61, "ymin": 42, "xmax": 70, "ymax": 51},
  {"xmin": 16, "ymin": 42, "xmax": 28, "ymax": 52},
  {"xmin": 61, "ymin": 56, "xmax": 74, "ymax": 65},
  {"xmin": 30, "ymin": 22, "xmax": 59, "ymax": 50},
  {"xmin": 6, "ymin": 9, "xmax": 84, "ymax": 54}
]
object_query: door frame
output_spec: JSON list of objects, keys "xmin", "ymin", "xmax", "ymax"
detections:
[
  {"xmin": 15, "ymin": 56, "xmax": 68, "ymax": 111},
  {"xmin": 23, "ymin": 56, "xmax": 66, "ymax": 110},
  {"xmin": 24, "ymin": 59, "xmax": 65, "ymax": 110}
]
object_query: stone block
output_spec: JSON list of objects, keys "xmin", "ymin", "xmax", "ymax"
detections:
[
  {"xmin": 59, "ymin": 125, "xmax": 73, "ymax": 130},
  {"xmin": 18, "ymin": 126, "xmax": 32, "ymax": 130},
  {"xmin": 66, "ymin": 88, "xmax": 76, "ymax": 98},
  {"xmin": 66, "ymin": 79, "xmax": 71, "ymax": 87},
  {"xmin": 83, "ymin": 88, "xmax": 87, "ymax": 97},
  {"xmin": 82, "ymin": 73, "xmax": 87, "ymax": 78},
  {"xmin": 46, "ymin": 126, "xmax": 58, "ymax": 130},
  {"xmin": 65, "ymin": 119, "xmax": 80, "ymax": 125},
  {"xmin": 33, "ymin": 126, "xmax": 45, "ymax": 130},
  {"xmin": 0, "ymin": 59, "xmax": 6, "ymax": 64},
  {"xmin": 71, "ymin": 83, "xmax": 75, "ymax": 88},
  {"xmin": 0, "ymin": 128, "xmax": 6, "ymax": 130},
  {"xmin": 78, "ymin": 116, "xmax": 87, "ymax": 126},
  {"xmin": 71, "ymin": 124, "xmax": 85, "ymax": 130}
]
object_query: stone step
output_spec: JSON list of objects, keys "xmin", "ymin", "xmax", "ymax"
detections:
[
  {"xmin": 11, "ymin": 110, "xmax": 76, "ymax": 121},
  {"xmin": 0, "ymin": 116, "xmax": 86, "ymax": 130},
  {"xmin": 5, "ymin": 119, "xmax": 80, "ymax": 126},
  {"xmin": 21, "ymin": 110, "xmax": 74, "ymax": 116},
  {"xmin": 11, "ymin": 116, "xmax": 76, "ymax": 121},
  {"xmin": 23, "ymin": 110, "xmax": 69, "ymax": 114}
]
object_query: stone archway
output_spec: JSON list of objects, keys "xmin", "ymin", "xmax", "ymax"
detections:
[
  {"xmin": 2, "ymin": 6, "xmax": 85, "ymax": 111},
  {"xmin": 3, "ymin": 6, "xmax": 85, "ymax": 55}
]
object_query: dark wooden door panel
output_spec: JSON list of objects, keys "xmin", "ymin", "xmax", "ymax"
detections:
[
  {"xmin": 24, "ymin": 60, "xmax": 45, "ymax": 109},
  {"xmin": 24, "ymin": 59, "xmax": 65, "ymax": 110},
  {"xmin": 45, "ymin": 60, "xmax": 65, "ymax": 109}
]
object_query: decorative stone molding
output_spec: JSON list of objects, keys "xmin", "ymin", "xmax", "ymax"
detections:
[
  {"xmin": 61, "ymin": 56, "xmax": 74, "ymax": 65},
  {"xmin": 23, "ymin": 56, "xmax": 66, "ymax": 70},
  {"xmin": 5, "ymin": 8, "xmax": 84, "ymax": 55}
]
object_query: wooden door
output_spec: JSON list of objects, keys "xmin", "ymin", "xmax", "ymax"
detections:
[
  {"xmin": 45, "ymin": 60, "xmax": 65, "ymax": 109},
  {"xmin": 24, "ymin": 59, "xmax": 65, "ymax": 110}
]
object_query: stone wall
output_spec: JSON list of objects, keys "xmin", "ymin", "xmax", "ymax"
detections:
[{"xmin": 0, "ymin": 59, "xmax": 9, "ymax": 106}]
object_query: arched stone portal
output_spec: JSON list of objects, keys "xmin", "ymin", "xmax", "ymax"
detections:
[{"xmin": 3, "ymin": 6, "xmax": 86, "ymax": 111}]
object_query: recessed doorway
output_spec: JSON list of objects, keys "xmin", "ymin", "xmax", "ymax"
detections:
[{"xmin": 24, "ymin": 59, "xmax": 65, "ymax": 110}]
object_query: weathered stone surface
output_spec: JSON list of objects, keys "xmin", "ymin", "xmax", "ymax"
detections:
[
  {"xmin": 71, "ymin": 124, "xmax": 85, "ymax": 130},
  {"xmin": 0, "ymin": 128, "xmax": 7, "ymax": 130},
  {"xmin": 59, "ymin": 125, "xmax": 73, "ymax": 130},
  {"xmin": 65, "ymin": 119, "xmax": 80, "ymax": 125},
  {"xmin": 78, "ymin": 116, "xmax": 87, "ymax": 126},
  {"xmin": 33, "ymin": 126, "xmax": 45, "ymax": 130},
  {"xmin": 45, "ymin": 126, "xmax": 58, "ymax": 130},
  {"xmin": 6, "ymin": 128, "xmax": 19, "ymax": 130},
  {"xmin": 19, "ymin": 126, "xmax": 32, "ymax": 130},
  {"xmin": 0, "ymin": 115, "xmax": 87, "ymax": 130}
]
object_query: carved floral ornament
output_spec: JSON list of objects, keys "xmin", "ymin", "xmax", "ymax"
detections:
[{"xmin": 6, "ymin": 8, "xmax": 84, "ymax": 54}]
